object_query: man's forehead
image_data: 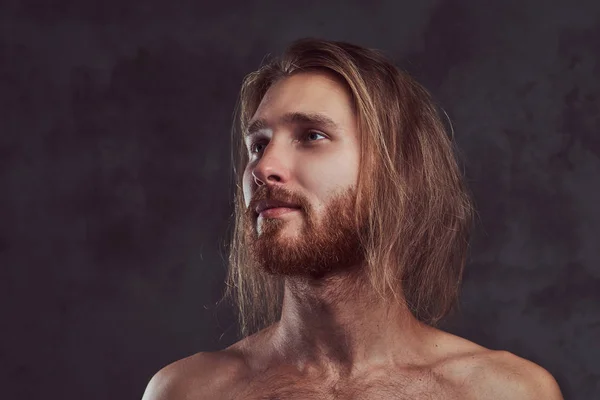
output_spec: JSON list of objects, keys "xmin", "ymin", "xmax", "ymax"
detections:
[
  {"xmin": 263, "ymin": 72, "xmax": 349, "ymax": 105},
  {"xmin": 245, "ymin": 72, "xmax": 356, "ymax": 138}
]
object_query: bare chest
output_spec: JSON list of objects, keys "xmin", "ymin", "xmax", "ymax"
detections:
[{"xmin": 224, "ymin": 368, "xmax": 465, "ymax": 400}]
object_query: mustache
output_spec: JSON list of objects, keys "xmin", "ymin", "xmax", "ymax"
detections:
[{"xmin": 248, "ymin": 186, "xmax": 310, "ymax": 214}]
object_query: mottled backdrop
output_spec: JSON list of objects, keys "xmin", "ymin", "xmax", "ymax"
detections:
[{"xmin": 1, "ymin": 0, "xmax": 599, "ymax": 399}]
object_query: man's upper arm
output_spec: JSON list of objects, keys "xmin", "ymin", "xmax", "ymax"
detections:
[
  {"xmin": 521, "ymin": 361, "xmax": 563, "ymax": 400},
  {"xmin": 471, "ymin": 350, "xmax": 563, "ymax": 400},
  {"xmin": 141, "ymin": 364, "xmax": 183, "ymax": 400},
  {"xmin": 140, "ymin": 351, "xmax": 238, "ymax": 400},
  {"xmin": 141, "ymin": 352, "xmax": 209, "ymax": 400}
]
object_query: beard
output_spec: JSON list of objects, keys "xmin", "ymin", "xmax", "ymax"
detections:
[{"xmin": 243, "ymin": 185, "xmax": 365, "ymax": 279}]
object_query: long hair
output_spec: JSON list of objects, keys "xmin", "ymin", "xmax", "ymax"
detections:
[{"xmin": 221, "ymin": 38, "xmax": 474, "ymax": 339}]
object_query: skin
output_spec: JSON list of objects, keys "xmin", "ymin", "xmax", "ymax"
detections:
[
  {"xmin": 142, "ymin": 71, "xmax": 563, "ymax": 399},
  {"xmin": 239, "ymin": 70, "xmax": 444, "ymax": 379}
]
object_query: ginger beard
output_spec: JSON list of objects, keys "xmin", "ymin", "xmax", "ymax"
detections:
[{"xmin": 244, "ymin": 186, "xmax": 365, "ymax": 279}]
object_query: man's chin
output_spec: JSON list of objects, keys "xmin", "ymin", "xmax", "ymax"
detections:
[
  {"xmin": 255, "ymin": 236, "xmax": 303, "ymax": 256},
  {"xmin": 257, "ymin": 218, "xmax": 302, "ymax": 238},
  {"xmin": 245, "ymin": 186, "xmax": 363, "ymax": 278}
]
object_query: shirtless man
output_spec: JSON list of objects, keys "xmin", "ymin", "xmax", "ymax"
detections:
[{"xmin": 142, "ymin": 38, "xmax": 563, "ymax": 399}]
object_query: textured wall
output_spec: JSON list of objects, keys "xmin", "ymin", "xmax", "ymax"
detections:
[{"xmin": 1, "ymin": 1, "xmax": 599, "ymax": 399}]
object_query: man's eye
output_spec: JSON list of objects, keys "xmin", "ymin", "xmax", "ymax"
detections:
[
  {"xmin": 305, "ymin": 131, "xmax": 327, "ymax": 141},
  {"xmin": 249, "ymin": 132, "xmax": 326, "ymax": 154},
  {"xmin": 250, "ymin": 142, "xmax": 266, "ymax": 154}
]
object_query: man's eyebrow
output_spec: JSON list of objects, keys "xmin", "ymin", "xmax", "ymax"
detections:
[{"xmin": 245, "ymin": 112, "xmax": 340, "ymax": 138}]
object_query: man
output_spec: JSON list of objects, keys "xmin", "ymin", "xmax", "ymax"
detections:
[{"xmin": 143, "ymin": 38, "xmax": 562, "ymax": 399}]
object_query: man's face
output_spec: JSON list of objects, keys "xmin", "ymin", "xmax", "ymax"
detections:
[{"xmin": 242, "ymin": 71, "xmax": 364, "ymax": 278}]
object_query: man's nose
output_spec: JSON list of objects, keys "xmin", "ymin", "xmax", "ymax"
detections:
[{"xmin": 251, "ymin": 143, "xmax": 291, "ymax": 187}]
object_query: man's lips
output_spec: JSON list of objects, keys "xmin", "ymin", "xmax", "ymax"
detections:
[
  {"xmin": 255, "ymin": 199, "xmax": 301, "ymax": 215},
  {"xmin": 258, "ymin": 207, "xmax": 300, "ymax": 218}
]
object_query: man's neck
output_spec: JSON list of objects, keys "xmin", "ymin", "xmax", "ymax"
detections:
[{"xmin": 261, "ymin": 268, "xmax": 438, "ymax": 380}]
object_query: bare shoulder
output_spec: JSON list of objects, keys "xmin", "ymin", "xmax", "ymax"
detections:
[
  {"xmin": 468, "ymin": 349, "xmax": 563, "ymax": 399},
  {"xmin": 442, "ymin": 344, "xmax": 563, "ymax": 400},
  {"xmin": 141, "ymin": 349, "xmax": 247, "ymax": 400}
]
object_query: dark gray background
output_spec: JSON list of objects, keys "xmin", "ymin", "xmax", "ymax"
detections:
[{"xmin": 1, "ymin": 0, "xmax": 599, "ymax": 399}]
